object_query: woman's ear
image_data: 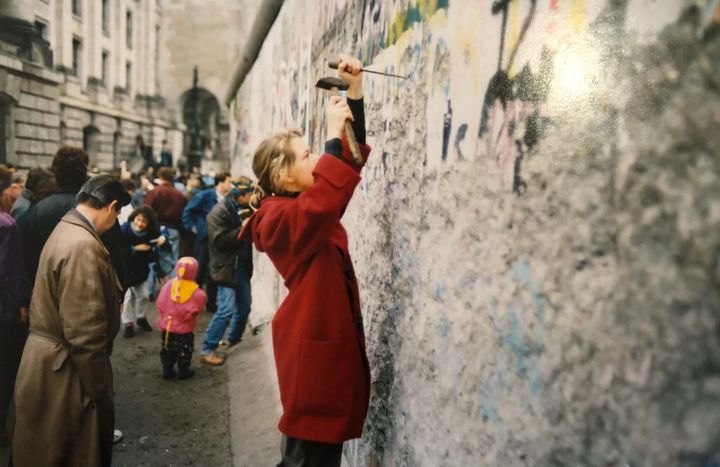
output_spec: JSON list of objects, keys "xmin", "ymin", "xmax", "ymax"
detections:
[{"xmin": 279, "ymin": 167, "xmax": 295, "ymax": 187}]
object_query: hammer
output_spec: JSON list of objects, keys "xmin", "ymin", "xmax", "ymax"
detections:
[{"xmin": 315, "ymin": 77, "xmax": 363, "ymax": 164}]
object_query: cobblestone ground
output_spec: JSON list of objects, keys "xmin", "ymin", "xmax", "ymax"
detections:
[{"xmin": 112, "ymin": 304, "xmax": 232, "ymax": 467}]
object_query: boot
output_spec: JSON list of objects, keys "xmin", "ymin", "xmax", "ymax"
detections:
[
  {"xmin": 136, "ymin": 317, "xmax": 153, "ymax": 332},
  {"xmin": 178, "ymin": 367, "xmax": 195, "ymax": 380},
  {"xmin": 162, "ymin": 366, "xmax": 177, "ymax": 380},
  {"xmin": 123, "ymin": 325, "xmax": 134, "ymax": 338}
]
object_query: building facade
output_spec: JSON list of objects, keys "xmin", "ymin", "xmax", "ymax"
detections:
[{"xmin": 0, "ymin": 0, "xmax": 180, "ymax": 170}]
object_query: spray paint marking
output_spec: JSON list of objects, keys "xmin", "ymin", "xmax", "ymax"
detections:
[{"xmin": 479, "ymin": 0, "xmax": 553, "ymax": 193}]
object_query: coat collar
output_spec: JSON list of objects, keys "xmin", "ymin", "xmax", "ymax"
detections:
[
  {"xmin": 62, "ymin": 209, "xmax": 123, "ymax": 290},
  {"xmin": 61, "ymin": 209, "xmax": 108, "ymax": 254}
]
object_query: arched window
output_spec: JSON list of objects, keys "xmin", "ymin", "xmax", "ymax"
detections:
[
  {"xmin": 83, "ymin": 125, "xmax": 101, "ymax": 167},
  {"xmin": 0, "ymin": 93, "xmax": 17, "ymax": 166},
  {"xmin": 113, "ymin": 131, "xmax": 121, "ymax": 168},
  {"xmin": 181, "ymin": 88, "xmax": 221, "ymax": 161}
]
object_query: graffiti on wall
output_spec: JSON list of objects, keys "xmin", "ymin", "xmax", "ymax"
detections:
[{"xmin": 228, "ymin": 1, "xmax": 720, "ymax": 465}]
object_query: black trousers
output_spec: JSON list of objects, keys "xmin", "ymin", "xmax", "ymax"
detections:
[
  {"xmin": 276, "ymin": 435, "xmax": 342, "ymax": 467},
  {"xmin": 160, "ymin": 332, "xmax": 194, "ymax": 371},
  {"xmin": 193, "ymin": 236, "xmax": 217, "ymax": 311},
  {"xmin": 0, "ymin": 322, "xmax": 27, "ymax": 431}
]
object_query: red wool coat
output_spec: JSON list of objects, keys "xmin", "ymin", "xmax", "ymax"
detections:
[{"xmin": 246, "ymin": 146, "xmax": 372, "ymax": 444}]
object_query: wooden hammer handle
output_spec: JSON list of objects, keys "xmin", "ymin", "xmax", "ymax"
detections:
[{"xmin": 330, "ymin": 87, "xmax": 363, "ymax": 165}]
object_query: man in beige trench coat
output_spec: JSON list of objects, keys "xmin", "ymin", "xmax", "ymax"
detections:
[{"xmin": 12, "ymin": 174, "xmax": 130, "ymax": 467}]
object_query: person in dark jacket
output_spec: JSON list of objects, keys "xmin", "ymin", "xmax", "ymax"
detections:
[
  {"xmin": 159, "ymin": 140, "xmax": 173, "ymax": 168},
  {"xmin": 10, "ymin": 167, "xmax": 56, "ymax": 219},
  {"xmin": 17, "ymin": 147, "xmax": 129, "ymax": 290},
  {"xmin": 17, "ymin": 146, "xmax": 89, "ymax": 284},
  {"xmin": 0, "ymin": 190, "xmax": 30, "ymax": 447},
  {"xmin": 181, "ymin": 172, "xmax": 233, "ymax": 312},
  {"xmin": 120, "ymin": 206, "xmax": 167, "ymax": 338},
  {"xmin": 198, "ymin": 180, "xmax": 254, "ymax": 366}
]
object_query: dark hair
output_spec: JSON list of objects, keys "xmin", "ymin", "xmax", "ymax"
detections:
[
  {"xmin": 76, "ymin": 174, "xmax": 130, "ymax": 211},
  {"xmin": 25, "ymin": 168, "xmax": 56, "ymax": 203},
  {"xmin": 128, "ymin": 206, "xmax": 159, "ymax": 235},
  {"xmin": 158, "ymin": 167, "xmax": 175, "ymax": 182},
  {"xmin": 214, "ymin": 172, "xmax": 232, "ymax": 186},
  {"xmin": 121, "ymin": 178, "xmax": 136, "ymax": 192},
  {"xmin": 0, "ymin": 165, "xmax": 11, "ymax": 192},
  {"xmin": 52, "ymin": 146, "xmax": 89, "ymax": 190},
  {"xmin": 76, "ymin": 191, "xmax": 107, "ymax": 209}
]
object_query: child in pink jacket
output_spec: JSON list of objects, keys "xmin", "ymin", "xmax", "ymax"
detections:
[{"xmin": 155, "ymin": 256, "xmax": 207, "ymax": 379}]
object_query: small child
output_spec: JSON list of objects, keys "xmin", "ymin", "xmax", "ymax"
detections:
[{"xmin": 155, "ymin": 256, "xmax": 207, "ymax": 379}]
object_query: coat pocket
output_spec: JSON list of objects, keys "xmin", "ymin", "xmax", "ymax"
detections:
[{"xmin": 295, "ymin": 339, "xmax": 354, "ymax": 417}]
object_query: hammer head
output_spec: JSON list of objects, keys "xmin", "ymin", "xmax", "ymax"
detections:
[{"xmin": 315, "ymin": 77, "xmax": 349, "ymax": 91}]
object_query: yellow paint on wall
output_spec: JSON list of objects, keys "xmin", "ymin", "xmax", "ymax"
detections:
[
  {"xmin": 570, "ymin": 0, "xmax": 588, "ymax": 33},
  {"xmin": 389, "ymin": 10, "xmax": 406, "ymax": 46},
  {"xmin": 418, "ymin": 0, "xmax": 439, "ymax": 17}
]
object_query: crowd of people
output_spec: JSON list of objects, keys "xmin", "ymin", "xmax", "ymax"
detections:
[
  {"xmin": 0, "ymin": 55, "xmax": 371, "ymax": 467},
  {"xmin": 0, "ymin": 146, "xmax": 256, "ymax": 462}
]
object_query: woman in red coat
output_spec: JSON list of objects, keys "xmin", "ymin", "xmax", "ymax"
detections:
[{"xmin": 242, "ymin": 56, "xmax": 371, "ymax": 466}]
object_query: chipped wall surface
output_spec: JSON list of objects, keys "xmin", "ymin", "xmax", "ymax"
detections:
[{"xmin": 229, "ymin": 0, "xmax": 720, "ymax": 465}]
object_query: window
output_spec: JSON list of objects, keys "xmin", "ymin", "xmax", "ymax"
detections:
[
  {"xmin": 72, "ymin": 39, "xmax": 82, "ymax": 77},
  {"xmin": 72, "ymin": 0, "xmax": 81, "ymax": 17},
  {"xmin": 102, "ymin": 0, "xmax": 110, "ymax": 35},
  {"xmin": 126, "ymin": 62, "xmax": 132, "ymax": 93},
  {"xmin": 35, "ymin": 19, "xmax": 48, "ymax": 41},
  {"xmin": 102, "ymin": 52, "xmax": 109, "ymax": 85},
  {"xmin": 126, "ymin": 11, "xmax": 132, "ymax": 49},
  {"xmin": 0, "ymin": 97, "xmax": 12, "ymax": 165}
]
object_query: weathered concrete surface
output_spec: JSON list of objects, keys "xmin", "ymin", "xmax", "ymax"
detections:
[{"xmin": 228, "ymin": 1, "xmax": 720, "ymax": 465}]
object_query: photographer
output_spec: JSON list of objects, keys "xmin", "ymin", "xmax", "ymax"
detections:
[{"xmin": 199, "ymin": 178, "xmax": 254, "ymax": 366}]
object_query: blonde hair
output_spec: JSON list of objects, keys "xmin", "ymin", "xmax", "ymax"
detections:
[{"xmin": 249, "ymin": 128, "xmax": 302, "ymax": 210}]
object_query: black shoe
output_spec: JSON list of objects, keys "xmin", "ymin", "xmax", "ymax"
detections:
[
  {"xmin": 162, "ymin": 368, "xmax": 177, "ymax": 380},
  {"xmin": 123, "ymin": 325, "xmax": 134, "ymax": 338},
  {"xmin": 136, "ymin": 318, "xmax": 152, "ymax": 332},
  {"xmin": 178, "ymin": 368, "xmax": 195, "ymax": 380}
]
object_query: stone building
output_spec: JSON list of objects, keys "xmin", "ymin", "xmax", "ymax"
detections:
[
  {"xmin": 0, "ymin": 0, "xmax": 179, "ymax": 171},
  {"xmin": 0, "ymin": 0, "xmax": 250, "ymax": 172}
]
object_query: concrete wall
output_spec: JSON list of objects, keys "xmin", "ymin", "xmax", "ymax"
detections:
[{"xmin": 228, "ymin": 0, "xmax": 720, "ymax": 465}]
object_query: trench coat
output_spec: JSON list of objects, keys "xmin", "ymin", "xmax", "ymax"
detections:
[
  {"xmin": 245, "ymin": 146, "xmax": 372, "ymax": 444},
  {"xmin": 12, "ymin": 209, "xmax": 122, "ymax": 467}
]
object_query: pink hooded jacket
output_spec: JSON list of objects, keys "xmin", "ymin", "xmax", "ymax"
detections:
[{"xmin": 155, "ymin": 257, "xmax": 207, "ymax": 334}]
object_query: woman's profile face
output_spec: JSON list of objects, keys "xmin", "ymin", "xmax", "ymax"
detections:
[{"xmin": 286, "ymin": 137, "xmax": 318, "ymax": 192}]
